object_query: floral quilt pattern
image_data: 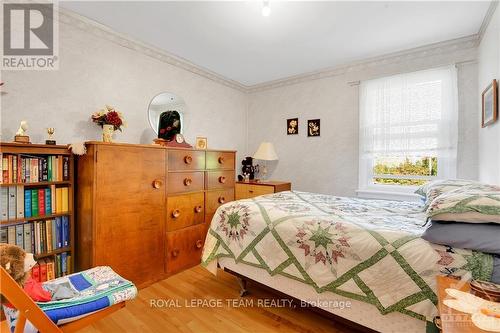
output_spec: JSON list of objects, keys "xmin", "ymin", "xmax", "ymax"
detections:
[{"xmin": 202, "ymin": 191, "xmax": 493, "ymax": 322}]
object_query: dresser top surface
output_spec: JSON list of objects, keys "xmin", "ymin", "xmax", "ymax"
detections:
[
  {"xmin": 236, "ymin": 180, "xmax": 291, "ymax": 186},
  {"xmin": 85, "ymin": 141, "xmax": 236, "ymax": 153}
]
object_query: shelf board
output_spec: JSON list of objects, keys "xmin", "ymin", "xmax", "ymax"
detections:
[
  {"xmin": 0, "ymin": 212, "xmax": 71, "ymax": 225},
  {"xmin": 34, "ymin": 247, "xmax": 71, "ymax": 259},
  {"xmin": 0, "ymin": 181, "xmax": 71, "ymax": 187}
]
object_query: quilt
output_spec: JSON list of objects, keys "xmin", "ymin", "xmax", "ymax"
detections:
[{"xmin": 202, "ymin": 191, "xmax": 494, "ymax": 322}]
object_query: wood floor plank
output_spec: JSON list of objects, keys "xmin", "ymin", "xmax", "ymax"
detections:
[{"xmin": 77, "ymin": 265, "xmax": 359, "ymax": 333}]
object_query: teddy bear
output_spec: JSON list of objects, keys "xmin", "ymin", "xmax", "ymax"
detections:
[{"xmin": 237, "ymin": 156, "xmax": 256, "ymax": 181}]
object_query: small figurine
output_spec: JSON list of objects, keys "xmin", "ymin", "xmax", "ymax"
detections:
[
  {"xmin": 46, "ymin": 127, "xmax": 56, "ymax": 145},
  {"xmin": 237, "ymin": 157, "xmax": 256, "ymax": 181},
  {"xmin": 14, "ymin": 120, "xmax": 30, "ymax": 144}
]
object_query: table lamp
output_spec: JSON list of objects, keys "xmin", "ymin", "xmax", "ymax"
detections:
[{"xmin": 253, "ymin": 142, "xmax": 278, "ymax": 180}]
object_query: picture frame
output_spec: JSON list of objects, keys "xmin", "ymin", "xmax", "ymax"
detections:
[
  {"xmin": 307, "ymin": 119, "xmax": 320, "ymax": 137},
  {"xmin": 195, "ymin": 136, "xmax": 207, "ymax": 149},
  {"xmin": 482, "ymin": 79, "xmax": 498, "ymax": 128},
  {"xmin": 287, "ymin": 118, "xmax": 298, "ymax": 135}
]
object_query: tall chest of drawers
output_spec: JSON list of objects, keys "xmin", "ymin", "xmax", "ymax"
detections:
[{"xmin": 76, "ymin": 142, "xmax": 235, "ymax": 288}]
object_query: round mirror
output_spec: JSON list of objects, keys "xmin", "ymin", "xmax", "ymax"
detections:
[{"xmin": 148, "ymin": 92, "xmax": 187, "ymax": 136}]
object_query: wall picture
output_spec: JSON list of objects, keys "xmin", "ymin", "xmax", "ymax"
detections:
[
  {"xmin": 482, "ymin": 79, "xmax": 498, "ymax": 128},
  {"xmin": 195, "ymin": 136, "xmax": 207, "ymax": 149},
  {"xmin": 287, "ymin": 118, "xmax": 298, "ymax": 135},
  {"xmin": 308, "ymin": 119, "xmax": 320, "ymax": 137}
]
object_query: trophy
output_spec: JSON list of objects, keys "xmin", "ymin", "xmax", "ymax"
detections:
[{"xmin": 46, "ymin": 128, "xmax": 56, "ymax": 145}]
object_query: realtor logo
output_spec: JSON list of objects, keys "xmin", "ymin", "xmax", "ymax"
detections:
[{"xmin": 2, "ymin": 1, "xmax": 59, "ymax": 70}]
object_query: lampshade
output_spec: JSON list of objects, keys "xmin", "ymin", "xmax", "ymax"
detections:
[{"xmin": 253, "ymin": 142, "xmax": 278, "ymax": 161}]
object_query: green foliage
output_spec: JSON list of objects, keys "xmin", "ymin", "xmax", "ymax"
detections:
[{"xmin": 373, "ymin": 157, "xmax": 437, "ymax": 186}]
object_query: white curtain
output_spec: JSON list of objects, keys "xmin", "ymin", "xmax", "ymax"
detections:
[{"xmin": 359, "ymin": 66, "xmax": 458, "ymax": 189}]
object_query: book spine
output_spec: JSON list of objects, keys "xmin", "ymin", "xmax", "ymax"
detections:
[
  {"xmin": 0, "ymin": 227, "xmax": 7, "ymax": 243},
  {"xmin": 63, "ymin": 157, "xmax": 69, "ymax": 181},
  {"xmin": 45, "ymin": 188, "xmax": 51, "ymax": 215},
  {"xmin": 41, "ymin": 157, "xmax": 48, "ymax": 182},
  {"xmin": 0, "ymin": 187, "xmax": 8, "ymax": 221},
  {"xmin": 7, "ymin": 225, "xmax": 16, "ymax": 245},
  {"xmin": 50, "ymin": 184, "xmax": 56, "ymax": 214},
  {"xmin": 32, "ymin": 263, "xmax": 40, "ymax": 282},
  {"xmin": 25, "ymin": 158, "xmax": 30, "ymax": 183},
  {"xmin": 38, "ymin": 188, "xmax": 45, "ymax": 216},
  {"xmin": 40, "ymin": 221, "xmax": 46, "ymax": 253},
  {"xmin": 61, "ymin": 187, "xmax": 69, "ymax": 212},
  {"xmin": 7, "ymin": 186, "xmax": 16, "ymax": 220},
  {"xmin": 62, "ymin": 216, "xmax": 69, "ymax": 247},
  {"xmin": 51, "ymin": 219, "xmax": 57, "ymax": 250},
  {"xmin": 12, "ymin": 155, "xmax": 17, "ymax": 183},
  {"xmin": 32, "ymin": 159, "xmax": 39, "ymax": 183},
  {"xmin": 16, "ymin": 185, "xmax": 24, "ymax": 219},
  {"xmin": 55, "ymin": 217, "xmax": 62, "ymax": 248},
  {"xmin": 23, "ymin": 223, "xmax": 32, "ymax": 253},
  {"xmin": 46, "ymin": 219, "xmax": 52, "ymax": 252},
  {"xmin": 40, "ymin": 260, "xmax": 47, "ymax": 282},
  {"xmin": 31, "ymin": 189, "xmax": 38, "ymax": 217},
  {"xmin": 24, "ymin": 189, "xmax": 32, "ymax": 218},
  {"xmin": 55, "ymin": 187, "xmax": 62, "ymax": 214},
  {"xmin": 15, "ymin": 224, "xmax": 23, "ymax": 248},
  {"xmin": 21, "ymin": 157, "xmax": 26, "ymax": 183},
  {"xmin": 34, "ymin": 221, "xmax": 39, "ymax": 255},
  {"xmin": 2, "ymin": 155, "xmax": 8, "ymax": 183},
  {"xmin": 47, "ymin": 156, "xmax": 52, "ymax": 182},
  {"xmin": 38, "ymin": 158, "xmax": 42, "ymax": 182},
  {"xmin": 7, "ymin": 155, "xmax": 12, "ymax": 183},
  {"xmin": 46, "ymin": 260, "xmax": 55, "ymax": 281},
  {"xmin": 61, "ymin": 252, "xmax": 67, "ymax": 275}
]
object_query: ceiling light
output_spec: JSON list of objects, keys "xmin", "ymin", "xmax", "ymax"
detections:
[{"xmin": 262, "ymin": 1, "xmax": 271, "ymax": 17}]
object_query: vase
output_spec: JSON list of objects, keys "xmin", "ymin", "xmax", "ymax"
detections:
[{"xmin": 102, "ymin": 124, "xmax": 114, "ymax": 142}]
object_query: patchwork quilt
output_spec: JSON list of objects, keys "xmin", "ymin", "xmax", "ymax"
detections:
[
  {"xmin": 202, "ymin": 191, "xmax": 494, "ymax": 322},
  {"xmin": 4, "ymin": 266, "xmax": 137, "ymax": 333}
]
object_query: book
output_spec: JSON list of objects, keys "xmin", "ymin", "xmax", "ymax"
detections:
[
  {"xmin": 7, "ymin": 225, "xmax": 16, "ymax": 245},
  {"xmin": 58, "ymin": 157, "xmax": 63, "ymax": 182},
  {"xmin": 23, "ymin": 223, "xmax": 32, "ymax": 252},
  {"xmin": 38, "ymin": 188, "xmax": 45, "ymax": 216},
  {"xmin": 39, "ymin": 260, "xmax": 47, "ymax": 282},
  {"xmin": 50, "ymin": 184, "xmax": 56, "ymax": 214},
  {"xmin": 41, "ymin": 157, "xmax": 48, "ymax": 182},
  {"xmin": 16, "ymin": 185, "xmax": 24, "ymax": 219},
  {"xmin": 40, "ymin": 221, "xmax": 46, "ymax": 253},
  {"xmin": 46, "ymin": 219, "xmax": 52, "ymax": 252},
  {"xmin": 0, "ymin": 228, "xmax": 7, "ymax": 243},
  {"xmin": 47, "ymin": 156, "xmax": 52, "ymax": 182},
  {"xmin": 51, "ymin": 220, "xmax": 57, "ymax": 250},
  {"xmin": 62, "ymin": 216, "xmax": 69, "ymax": 247},
  {"xmin": 12, "ymin": 155, "xmax": 17, "ymax": 183},
  {"xmin": 31, "ymin": 263, "xmax": 40, "ymax": 282},
  {"xmin": 7, "ymin": 155, "xmax": 12, "ymax": 183},
  {"xmin": 32, "ymin": 159, "xmax": 39, "ymax": 183},
  {"xmin": 45, "ymin": 188, "xmax": 52, "ymax": 215},
  {"xmin": 34, "ymin": 221, "xmax": 40, "ymax": 254},
  {"xmin": 15, "ymin": 224, "xmax": 23, "ymax": 247},
  {"xmin": 61, "ymin": 187, "xmax": 69, "ymax": 212},
  {"xmin": 24, "ymin": 189, "xmax": 32, "ymax": 218},
  {"xmin": 46, "ymin": 260, "xmax": 55, "ymax": 280},
  {"xmin": 7, "ymin": 186, "xmax": 16, "ymax": 220},
  {"xmin": 31, "ymin": 189, "xmax": 39, "ymax": 217},
  {"xmin": 55, "ymin": 217, "xmax": 62, "ymax": 248},
  {"xmin": 56, "ymin": 254, "xmax": 62, "ymax": 278},
  {"xmin": 55, "ymin": 187, "xmax": 62, "ymax": 213},
  {"xmin": 2, "ymin": 155, "xmax": 8, "ymax": 183},
  {"xmin": 0, "ymin": 187, "xmax": 8, "ymax": 220},
  {"xmin": 67, "ymin": 254, "xmax": 71, "ymax": 274},
  {"xmin": 63, "ymin": 157, "xmax": 69, "ymax": 181},
  {"xmin": 61, "ymin": 252, "xmax": 67, "ymax": 275}
]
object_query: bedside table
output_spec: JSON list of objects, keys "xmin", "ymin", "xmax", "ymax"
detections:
[
  {"xmin": 435, "ymin": 276, "xmax": 489, "ymax": 333},
  {"xmin": 235, "ymin": 180, "xmax": 291, "ymax": 200}
]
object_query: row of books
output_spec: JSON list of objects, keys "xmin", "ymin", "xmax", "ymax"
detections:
[
  {"xmin": 0, "ymin": 185, "xmax": 69, "ymax": 221},
  {"xmin": 1, "ymin": 154, "xmax": 70, "ymax": 184},
  {"xmin": 0, "ymin": 217, "xmax": 70, "ymax": 255},
  {"xmin": 31, "ymin": 253, "xmax": 71, "ymax": 281}
]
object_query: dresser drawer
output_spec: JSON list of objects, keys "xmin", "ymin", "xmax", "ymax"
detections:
[
  {"xmin": 166, "ymin": 193, "xmax": 205, "ymax": 232},
  {"xmin": 168, "ymin": 171, "xmax": 204, "ymax": 194},
  {"xmin": 168, "ymin": 150, "xmax": 205, "ymax": 171},
  {"xmin": 166, "ymin": 224, "xmax": 205, "ymax": 275},
  {"xmin": 235, "ymin": 183, "xmax": 274, "ymax": 199},
  {"xmin": 206, "ymin": 151, "xmax": 235, "ymax": 170},
  {"xmin": 205, "ymin": 189, "xmax": 234, "ymax": 222},
  {"xmin": 206, "ymin": 170, "xmax": 235, "ymax": 189}
]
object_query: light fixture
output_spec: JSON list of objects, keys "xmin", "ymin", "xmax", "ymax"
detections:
[
  {"xmin": 262, "ymin": 1, "xmax": 271, "ymax": 17},
  {"xmin": 253, "ymin": 142, "xmax": 278, "ymax": 180}
]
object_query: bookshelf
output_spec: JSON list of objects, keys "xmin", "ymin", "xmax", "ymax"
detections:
[{"xmin": 0, "ymin": 142, "xmax": 74, "ymax": 281}]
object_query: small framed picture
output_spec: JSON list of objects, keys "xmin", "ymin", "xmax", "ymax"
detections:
[
  {"xmin": 287, "ymin": 118, "xmax": 298, "ymax": 135},
  {"xmin": 482, "ymin": 79, "xmax": 498, "ymax": 128},
  {"xmin": 195, "ymin": 137, "xmax": 207, "ymax": 149},
  {"xmin": 307, "ymin": 119, "xmax": 320, "ymax": 137}
]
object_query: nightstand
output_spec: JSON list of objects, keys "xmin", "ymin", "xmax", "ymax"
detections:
[
  {"xmin": 235, "ymin": 180, "xmax": 291, "ymax": 200},
  {"xmin": 435, "ymin": 276, "xmax": 488, "ymax": 333}
]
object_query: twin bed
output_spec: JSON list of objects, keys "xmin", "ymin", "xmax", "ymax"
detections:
[{"xmin": 202, "ymin": 190, "xmax": 497, "ymax": 333}]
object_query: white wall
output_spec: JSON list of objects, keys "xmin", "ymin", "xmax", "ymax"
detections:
[
  {"xmin": 478, "ymin": 5, "xmax": 500, "ymax": 185},
  {"xmin": 0, "ymin": 15, "xmax": 248, "ymax": 164},
  {"xmin": 248, "ymin": 44, "xmax": 479, "ymax": 196}
]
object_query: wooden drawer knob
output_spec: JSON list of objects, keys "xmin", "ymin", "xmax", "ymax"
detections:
[
  {"xmin": 172, "ymin": 209, "xmax": 181, "ymax": 218},
  {"xmin": 184, "ymin": 155, "xmax": 192, "ymax": 164},
  {"xmin": 218, "ymin": 156, "xmax": 224, "ymax": 164},
  {"xmin": 195, "ymin": 240, "xmax": 203, "ymax": 249},
  {"xmin": 184, "ymin": 178, "xmax": 192, "ymax": 186},
  {"xmin": 218, "ymin": 196, "xmax": 225, "ymax": 204},
  {"xmin": 194, "ymin": 205, "xmax": 203, "ymax": 213},
  {"xmin": 152, "ymin": 179, "xmax": 163, "ymax": 189},
  {"xmin": 248, "ymin": 190, "xmax": 254, "ymax": 193},
  {"xmin": 219, "ymin": 176, "xmax": 226, "ymax": 184},
  {"xmin": 172, "ymin": 249, "xmax": 180, "ymax": 257}
]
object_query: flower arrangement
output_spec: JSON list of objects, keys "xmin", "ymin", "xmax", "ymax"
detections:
[{"xmin": 91, "ymin": 105, "xmax": 126, "ymax": 131}]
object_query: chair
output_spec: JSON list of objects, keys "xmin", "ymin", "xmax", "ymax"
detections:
[{"xmin": 0, "ymin": 266, "xmax": 125, "ymax": 333}]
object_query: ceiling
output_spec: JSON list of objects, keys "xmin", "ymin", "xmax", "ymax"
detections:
[{"xmin": 61, "ymin": 1, "xmax": 491, "ymax": 87}]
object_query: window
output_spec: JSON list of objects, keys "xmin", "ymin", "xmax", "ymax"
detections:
[{"xmin": 359, "ymin": 66, "xmax": 458, "ymax": 193}]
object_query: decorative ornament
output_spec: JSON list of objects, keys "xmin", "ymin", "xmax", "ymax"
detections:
[
  {"xmin": 14, "ymin": 120, "xmax": 30, "ymax": 144},
  {"xmin": 45, "ymin": 127, "xmax": 56, "ymax": 145}
]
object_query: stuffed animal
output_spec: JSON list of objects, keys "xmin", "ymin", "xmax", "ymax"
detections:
[{"xmin": 237, "ymin": 156, "xmax": 256, "ymax": 181}]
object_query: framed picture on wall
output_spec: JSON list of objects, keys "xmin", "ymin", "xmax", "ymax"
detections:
[
  {"xmin": 307, "ymin": 119, "xmax": 320, "ymax": 137},
  {"xmin": 287, "ymin": 118, "xmax": 298, "ymax": 135},
  {"xmin": 195, "ymin": 136, "xmax": 207, "ymax": 149},
  {"xmin": 482, "ymin": 79, "xmax": 498, "ymax": 128}
]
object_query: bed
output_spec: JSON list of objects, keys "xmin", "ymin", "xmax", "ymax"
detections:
[{"xmin": 202, "ymin": 191, "xmax": 495, "ymax": 333}]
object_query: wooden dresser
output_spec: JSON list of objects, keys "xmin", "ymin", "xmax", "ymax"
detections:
[
  {"xmin": 235, "ymin": 180, "xmax": 291, "ymax": 200},
  {"xmin": 76, "ymin": 142, "xmax": 235, "ymax": 288}
]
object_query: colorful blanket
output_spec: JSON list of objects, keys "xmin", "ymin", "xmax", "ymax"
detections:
[
  {"xmin": 202, "ymin": 191, "xmax": 493, "ymax": 322},
  {"xmin": 4, "ymin": 266, "xmax": 137, "ymax": 333}
]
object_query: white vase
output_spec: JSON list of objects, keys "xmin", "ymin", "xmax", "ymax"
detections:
[{"xmin": 102, "ymin": 124, "xmax": 114, "ymax": 142}]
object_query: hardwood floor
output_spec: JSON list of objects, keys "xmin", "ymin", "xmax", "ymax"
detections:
[{"xmin": 78, "ymin": 265, "xmax": 361, "ymax": 333}]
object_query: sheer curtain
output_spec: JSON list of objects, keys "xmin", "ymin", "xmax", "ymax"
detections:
[{"xmin": 359, "ymin": 66, "xmax": 458, "ymax": 191}]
